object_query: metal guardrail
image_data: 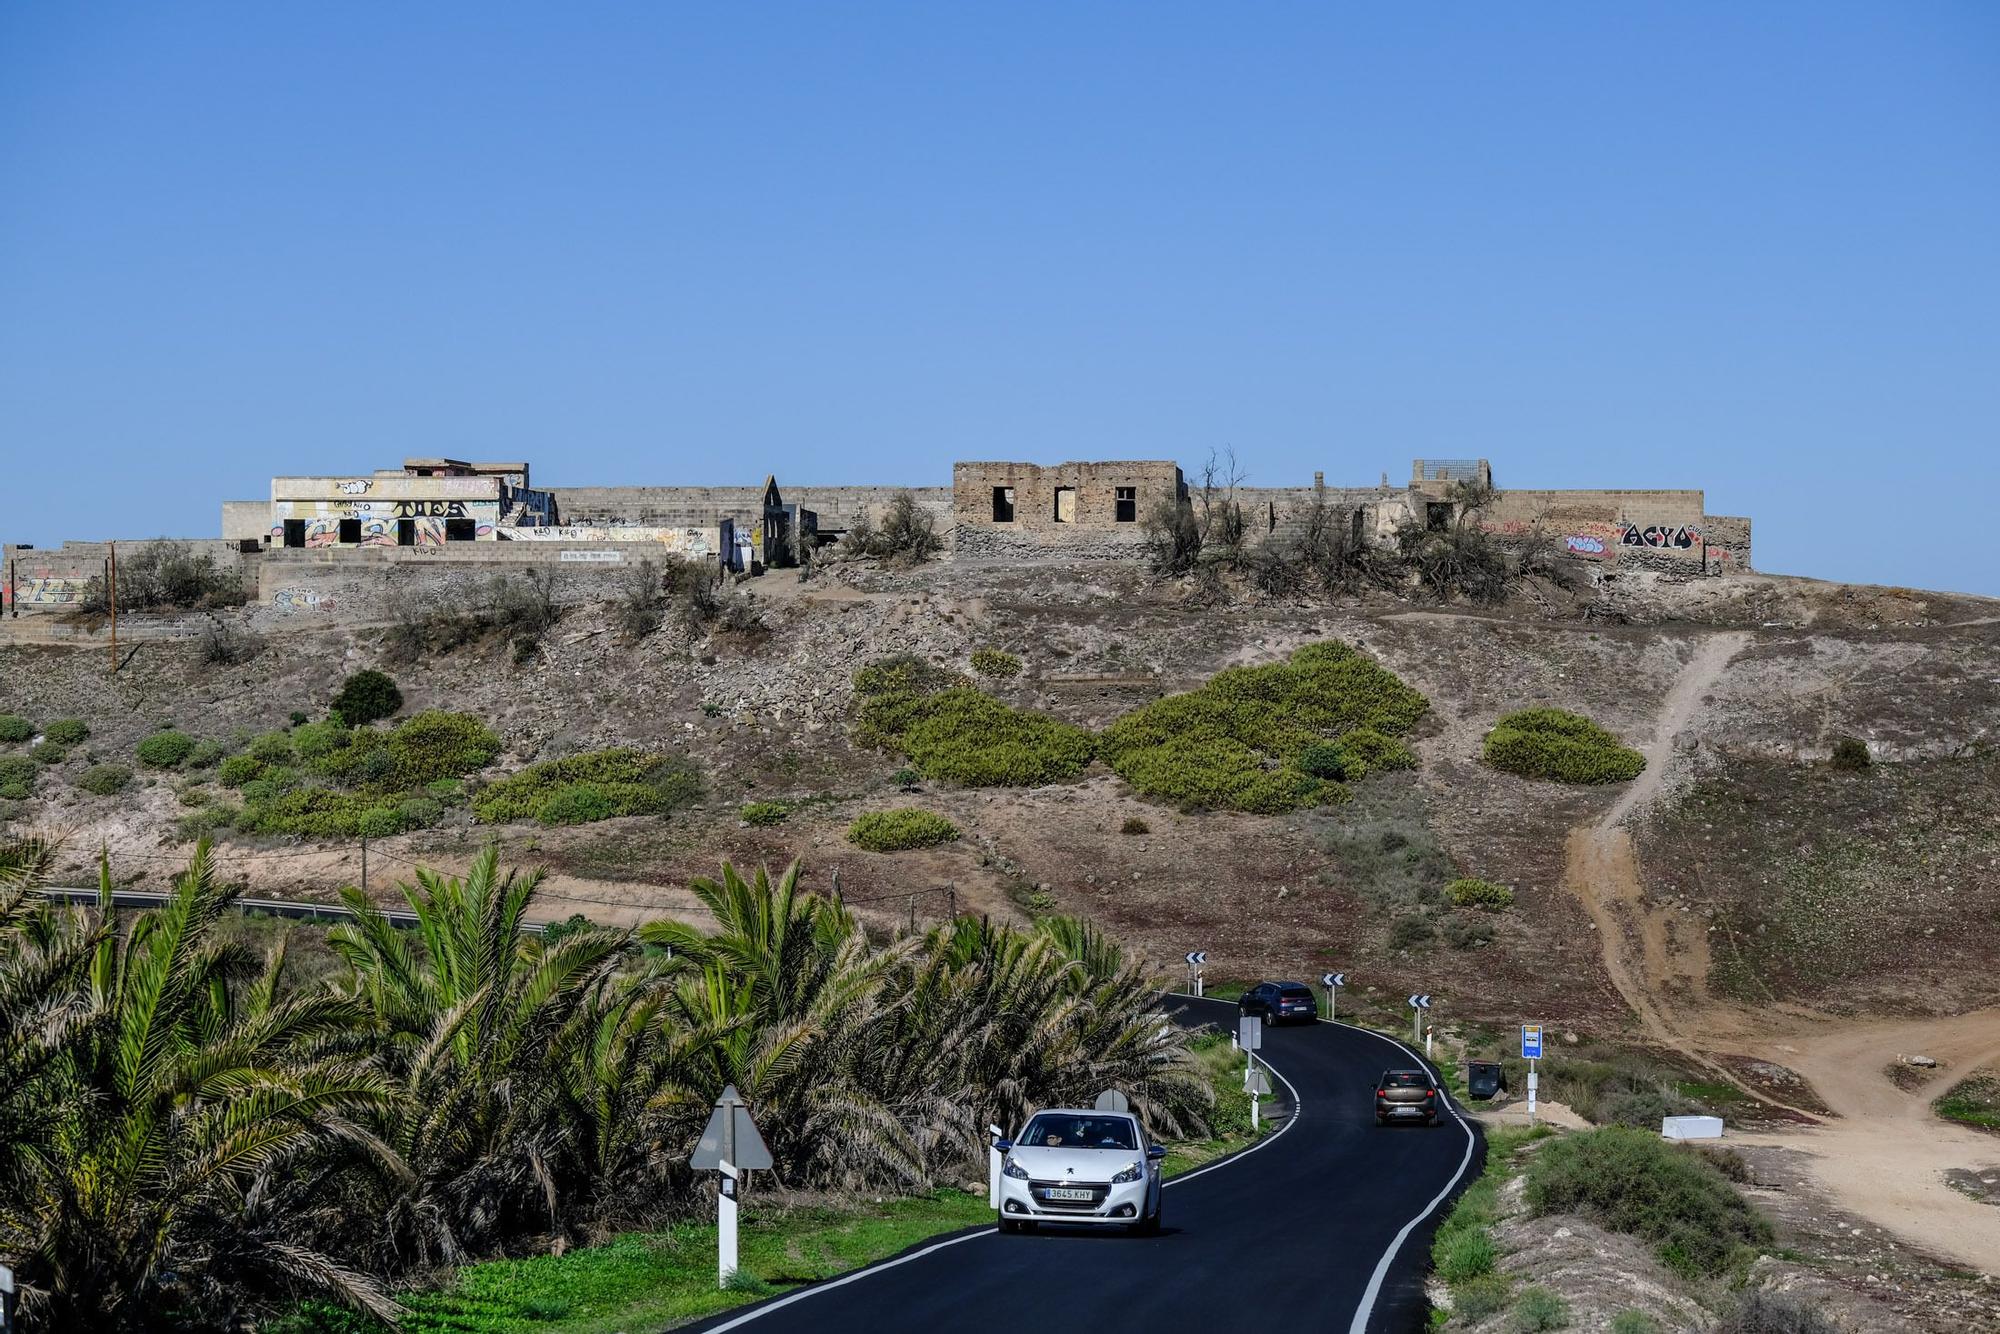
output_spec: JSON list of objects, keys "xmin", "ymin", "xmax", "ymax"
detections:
[{"xmin": 35, "ymin": 887, "xmax": 544, "ymax": 933}]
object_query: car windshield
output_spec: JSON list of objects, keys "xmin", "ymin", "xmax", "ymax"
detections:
[
  {"xmin": 1021, "ymin": 1114, "xmax": 1138, "ymax": 1150},
  {"xmin": 1383, "ymin": 1071, "xmax": 1429, "ymax": 1087}
]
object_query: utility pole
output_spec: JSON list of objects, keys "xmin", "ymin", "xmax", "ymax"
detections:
[
  {"xmin": 360, "ymin": 836, "xmax": 369, "ymax": 894},
  {"xmin": 107, "ymin": 544, "xmax": 119, "ymax": 674}
]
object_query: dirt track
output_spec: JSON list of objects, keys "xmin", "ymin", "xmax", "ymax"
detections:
[{"xmin": 1561, "ymin": 630, "xmax": 2000, "ymax": 1271}]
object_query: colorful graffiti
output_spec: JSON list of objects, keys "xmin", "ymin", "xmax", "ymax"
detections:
[
  {"xmin": 1620, "ymin": 523, "xmax": 1701, "ymax": 550},
  {"xmin": 273, "ymin": 587, "xmax": 332, "ymax": 610},
  {"xmin": 9, "ymin": 576, "xmax": 93, "ymax": 606},
  {"xmin": 1563, "ymin": 534, "xmax": 1606, "ymax": 555}
]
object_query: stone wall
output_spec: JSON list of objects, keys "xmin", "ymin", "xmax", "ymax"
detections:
[
  {"xmin": 547, "ymin": 485, "xmax": 952, "ymax": 533},
  {"xmin": 951, "ymin": 461, "xmax": 1182, "ymax": 549},
  {"xmin": 3, "ymin": 540, "xmax": 256, "ymax": 614},
  {"xmin": 252, "ymin": 543, "xmax": 666, "ymax": 627}
]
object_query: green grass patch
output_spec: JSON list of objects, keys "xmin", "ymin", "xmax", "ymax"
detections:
[
  {"xmin": 847, "ymin": 808, "xmax": 959, "ymax": 852},
  {"xmin": 1445, "ymin": 877, "xmax": 1514, "ymax": 910},
  {"xmin": 1429, "ymin": 1124, "xmax": 1548, "ymax": 1324},
  {"xmin": 1483, "ymin": 708, "xmax": 1644, "ymax": 784},
  {"xmin": 740, "ymin": 800, "xmax": 790, "ymax": 826},
  {"xmin": 1523, "ymin": 1125, "xmax": 1770, "ymax": 1280},
  {"xmin": 1099, "ymin": 640, "xmax": 1427, "ymax": 813},
  {"xmin": 854, "ymin": 655, "xmax": 1092, "ymax": 787},
  {"xmin": 472, "ymin": 748, "xmax": 703, "ymax": 826},
  {"xmin": 1934, "ymin": 1073, "xmax": 2000, "ymax": 1132}
]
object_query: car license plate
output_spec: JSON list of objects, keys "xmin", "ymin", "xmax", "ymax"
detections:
[{"xmin": 1043, "ymin": 1187, "xmax": 1093, "ymax": 1202}]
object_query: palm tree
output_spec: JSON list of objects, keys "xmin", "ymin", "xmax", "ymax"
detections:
[
  {"xmin": 330, "ymin": 846, "xmax": 633, "ymax": 1267},
  {"xmin": 0, "ymin": 842, "xmax": 399, "ymax": 1331}
]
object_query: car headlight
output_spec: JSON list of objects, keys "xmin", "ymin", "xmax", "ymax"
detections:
[
  {"xmin": 1002, "ymin": 1157, "xmax": 1031, "ymax": 1180},
  {"xmin": 1110, "ymin": 1161, "xmax": 1143, "ymax": 1184}
]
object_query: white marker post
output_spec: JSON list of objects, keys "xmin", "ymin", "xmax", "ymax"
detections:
[
  {"xmin": 1238, "ymin": 1012, "xmax": 1263, "ymax": 1126},
  {"xmin": 1522, "ymin": 1022, "xmax": 1544, "ymax": 1126},
  {"xmin": 987, "ymin": 1124, "xmax": 1005, "ymax": 1209},
  {"xmin": 718, "ymin": 1161, "xmax": 739, "ymax": 1287},
  {"xmin": 0, "ymin": 1262, "xmax": 13, "ymax": 1334}
]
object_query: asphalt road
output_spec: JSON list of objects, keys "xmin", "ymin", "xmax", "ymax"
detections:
[{"xmin": 688, "ymin": 997, "xmax": 1483, "ymax": 1334}]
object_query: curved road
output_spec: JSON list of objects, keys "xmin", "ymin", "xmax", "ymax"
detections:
[{"xmin": 689, "ymin": 998, "xmax": 1482, "ymax": 1334}]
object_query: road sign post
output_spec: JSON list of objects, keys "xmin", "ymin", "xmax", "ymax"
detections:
[
  {"xmin": 1408, "ymin": 993, "xmax": 1431, "ymax": 1045},
  {"xmin": 1184, "ymin": 950, "xmax": 1208, "ymax": 997},
  {"xmin": 1245, "ymin": 1066, "xmax": 1271, "ymax": 1131},
  {"xmin": 691, "ymin": 1084, "xmax": 773, "ymax": 1289},
  {"xmin": 1321, "ymin": 971, "xmax": 1345, "ymax": 1023},
  {"xmin": 0, "ymin": 1262, "xmax": 12, "ymax": 1334},
  {"xmin": 987, "ymin": 1123, "xmax": 1005, "ymax": 1208},
  {"xmin": 1521, "ymin": 1023, "xmax": 1544, "ymax": 1125},
  {"xmin": 1238, "ymin": 1011, "xmax": 1262, "ymax": 1094}
]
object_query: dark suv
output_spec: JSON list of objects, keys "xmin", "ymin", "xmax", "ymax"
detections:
[
  {"xmin": 1374, "ymin": 1068, "xmax": 1440, "ymax": 1126},
  {"xmin": 1239, "ymin": 981, "xmax": 1318, "ymax": 1026}
]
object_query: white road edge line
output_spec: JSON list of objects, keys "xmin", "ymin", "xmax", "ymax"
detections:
[
  {"xmin": 694, "ymin": 994, "xmax": 1301, "ymax": 1333},
  {"xmin": 1331, "ymin": 1018, "xmax": 1479, "ymax": 1334}
]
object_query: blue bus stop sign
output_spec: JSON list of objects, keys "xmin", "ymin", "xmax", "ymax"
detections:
[{"xmin": 1521, "ymin": 1024, "xmax": 1544, "ymax": 1060}]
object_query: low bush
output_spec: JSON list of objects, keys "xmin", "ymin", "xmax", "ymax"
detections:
[
  {"xmin": 332, "ymin": 669, "xmax": 403, "ymax": 725},
  {"xmin": 1442, "ymin": 915, "xmax": 1496, "ymax": 950},
  {"xmin": 1609, "ymin": 1313, "xmax": 1663, "ymax": 1334},
  {"xmin": 77, "ymin": 764, "xmax": 133, "ymax": 796},
  {"xmin": 136, "ymin": 730, "xmax": 198, "ymax": 768},
  {"xmin": 854, "ymin": 655, "xmax": 1094, "ymax": 787},
  {"xmin": 1387, "ymin": 913, "xmax": 1435, "ymax": 951},
  {"xmin": 1099, "ymin": 641, "xmax": 1427, "ymax": 812},
  {"xmin": 42, "ymin": 719, "xmax": 89, "ymax": 746},
  {"xmin": 1446, "ymin": 877, "xmax": 1515, "ymax": 910},
  {"xmin": 1453, "ymin": 1275, "xmax": 1512, "ymax": 1322},
  {"xmin": 187, "ymin": 739, "xmax": 229, "ymax": 769},
  {"xmin": 970, "ymin": 648, "xmax": 1022, "ymax": 679},
  {"xmin": 1714, "ymin": 1290, "xmax": 1838, "ymax": 1334},
  {"xmin": 247, "ymin": 730, "xmax": 297, "ymax": 765},
  {"xmin": 1433, "ymin": 1224, "xmax": 1495, "ymax": 1284},
  {"xmin": 612, "ymin": 559, "xmax": 668, "ymax": 639},
  {"xmin": 1829, "ymin": 736, "xmax": 1871, "ymax": 771},
  {"xmin": 0, "ymin": 716, "xmax": 32, "ymax": 745},
  {"xmin": 291, "ymin": 719, "xmax": 351, "ymax": 761},
  {"xmin": 1484, "ymin": 708, "xmax": 1645, "ymax": 784},
  {"xmin": 740, "ymin": 801, "xmax": 789, "ymax": 826},
  {"xmin": 1509, "ymin": 1285, "xmax": 1571, "ymax": 1332},
  {"xmin": 218, "ymin": 754, "xmax": 264, "ymax": 787},
  {"xmin": 472, "ymin": 749, "xmax": 703, "ymax": 826},
  {"xmin": 0, "ymin": 756, "xmax": 37, "ymax": 800},
  {"xmin": 175, "ymin": 804, "xmax": 238, "ymax": 839},
  {"xmin": 841, "ymin": 491, "xmax": 941, "ymax": 563},
  {"xmin": 1120, "ymin": 816, "xmax": 1150, "ymax": 835},
  {"xmin": 848, "ymin": 808, "xmax": 959, "ymax": 852},
  {"xmin": 30, "ymin": 743, "xmax": 66, "ymax": 766},
  {"xmin": 315, "ymin": 711, "xmax": 500, "ymax": 789},
  {"xmin": 1523, "ymin": 1125, "xmax": 1771, "ymax": 1279},
  {"xmin": 234, "ymin": 789, "xmax": 407, "ymax": 839}
]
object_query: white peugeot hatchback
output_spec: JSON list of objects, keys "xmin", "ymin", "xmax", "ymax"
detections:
[{"xmin": 995, "ymin": 1108, "xmax": 1166, "ymax": 1234}]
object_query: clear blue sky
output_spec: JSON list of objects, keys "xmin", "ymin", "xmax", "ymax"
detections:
[{"xmin": 3, "ymin": 4, "xmax": 1996, "ymax": 593}]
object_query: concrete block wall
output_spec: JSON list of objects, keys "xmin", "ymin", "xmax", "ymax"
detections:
[
  {"xmin": 950, "ymin": 461, "xmax": 1181, "ymax": 551},
  {"xmin": 3, "ymin": 540, "xmax": 257, "ymax": 614},
  {"xmin": 252, "ymin": 543, "xmax": 669, "ymax": 627},
  {"xmin": 546, "ymin": 485, "xmax": 952, "ymax": 533}
]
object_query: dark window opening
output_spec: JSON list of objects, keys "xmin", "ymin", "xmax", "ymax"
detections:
[
  {"xmin": 397, "ymin": 518, "xmax": 416, "ymax": 547},
  {"xmin": 236, "ymin": 539, "xmax": 260, "ymax": 553},
  {"xmin": 1115, "ymin": 486, "xmax": 1137, "ymax": 523},
  {"xmin": 1052, "ymin": 486, "xmax": 1076, "ymax": 523},
  {"xmin": 337, "ymin": 518, "xmax": 362, "ymax": 544},
  {"xmin": 282, "ymin": 519, "xmax": 306, "ymax": 549},
  {"xmin": 444, "ymin": 517, "xmax": 477, "ymax": 542},
  {"xmin": 1425, "ymin": 502, "xmax": 1454, "ymax": 532},
  {"xmin": 991, "ymin": 486, "xmax": 1015, "ymax": 523}
]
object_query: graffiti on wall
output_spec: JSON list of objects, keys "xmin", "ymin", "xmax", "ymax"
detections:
[
  {"xmin": 1620, "ymin": 523, "xmax": 1702, "ymax": 550},
  {"xmin": 391, "ymin": 500, "xmax": 469, "ymax": 518},
  {"xmin": 336, "ymin": 479, "xmax": 371, "ymax": 495},
  {"xmin": 273, "ymin": 587, "xmax": 333, "ymax": 610},
  {"xmin": 1563, "ymin": 535, "xmax": 1606, "ymax": 555},
  {"xmin": 270, "ymin": 499, "xmax": 499, "ymax": 547},
  {"xmin": 8, "ymin": 576, "xmax": 93, "ymax": 606},
  {"xmin": 501, "ymin": 526, "xmax": 717, "ymax": 556}
]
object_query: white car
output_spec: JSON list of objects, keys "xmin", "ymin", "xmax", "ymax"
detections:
[{"xmin": 995, "ymin": 1108, "xmax": 1166, "ymax": 1234}]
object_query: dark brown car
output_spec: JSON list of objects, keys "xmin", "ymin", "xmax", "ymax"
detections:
[{"xmin": 1374, "ymin": 1068, "xmax": 1439, "ymax": 1126}]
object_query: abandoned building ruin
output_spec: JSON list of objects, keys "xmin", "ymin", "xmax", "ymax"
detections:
[{"xmin": 3, "ymin": 454, "xmax": 1750, "ymax": 615}]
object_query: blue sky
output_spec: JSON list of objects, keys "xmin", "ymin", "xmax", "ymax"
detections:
[{"xmin": 3, "ymin": 4, "xmax": 1995, "ymax": 593}]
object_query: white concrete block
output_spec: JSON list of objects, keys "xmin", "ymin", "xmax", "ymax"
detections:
[{"xmin": 1661, "ymin": 1115, "xmax": 1724, "ymax": 1140}]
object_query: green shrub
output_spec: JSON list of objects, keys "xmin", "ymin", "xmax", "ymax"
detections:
[
  {"xmin": 1509, "ymin": 1285, "xmax": 1571, "ymax": 1332},
  {"xmin": 354, "ymin": 806, "xmax": 404, "ymax": 839},
  {"xmin": 289, "ymin": 710, "xmax": 310, "ymax": 727},
  {"xmin": 291, "ymin": 719, "xmax": 351, "ymax": 761},
  {"xmin": 1714, "ymin": 1290, "xmax": 1838, "ymax": 1334},
  {"xmin": 187, "ymin": 739, "xmax": 229, "ymax": 769},
  {"xmin": 854, "ymin": 656, "xmax": 1094, "ymax": 787},
  {"xmin": 1120, "ymin": 816, "xmax": 1150, "ymax": 835},
  {"xmin": 1485, "ymin": 708, "xmax": 1644, "ymax": 784},
  {"xmin": 30, "ymin": 742, "xmax": 66, "ymax": 766},
  {"xmin": 136, "ymin": 730, "xmax": 197, "ymax": 768},
  {"xmin": 1387, "ymin": 913, "xmax": 1435, "ymax": 950},
  {"xmin": 0, "ymin": 716, "xmax": 32, "ymax": 744},
  {"xmin": 178, "ymin": 784, "xmax": 212, "ymax": 807},
  {"xmin": 1446, "ymin": 877, "xmax": 1515, "ymax": 910},
  {"xmin": 1453, "ymin": 1275, "xmax": 1512, "ymax": 1322},
  {"xmin": 1433, "ymin": 1224, "xmax": 1495, "ymax": 1284},
  {"xmin": 1524, "ymin": 1125, "xmax": 1771, "ymax": 1279},
  {"xmin": 1829, "ymin": 736, "xmax": 1870, "ymax": 771},
  {"xmin": 395, "ymin": 796, "xmax": 443, "ymax": 829},
  {"xmin": 472, "ymin": 749, "xmax": 702, "ymax": 826},
  {"xmin": 1609, "ymin": 1313, "xmax": 1662, "ymax": 1334},
  {"xmin": 848, "ymin": 808, "xmax": 959, "ymax": 852},
  {"xmin": 77, "ymin": 764, "xmax": 132, "ymax": 796},
  {"xmin": 1099, "ymin": 641, "xmax": 1427, "ymax": 812},
  {"xmin": 247, "ymin": 730, "xmax": 296, "ymax": 765},
  {"xmin": 42, "ymin": 719, "xmax": 89, "ymax": 746},
  {"xmin": 331, "ymin": 669, "xmax": 403, "ymax": 725},
  {"xmin": 1330, "ymin": 726, "xmax": 1417, "ymax": 780},
  {"xmin": 0, "ymin": 755, "xmax": 38, "ymax": 800},
  {"xmin": 175, "ymin": 804, "xmax": 238, "ymax": 839},
  {"xmin": 314, "ymin": 711, "xmax": 500, "ymax": 790},
  {"xmin": 218, "ymin": 754, "xmax": 264, "ymax": 787},
  {"xmin": 970, "ymin": 648, "xmax": 1022, "ymax": 678},
  {"xmin": 1443, "ymin": 915, "xmax": 1496, "ymax": 950},
  {"xmin": 234, "ymin": 788, "xmax": 395, "ymax": 839},
  {"xmin": 741, "ymin": 801, "xmax": 789, "ymax": 826}
]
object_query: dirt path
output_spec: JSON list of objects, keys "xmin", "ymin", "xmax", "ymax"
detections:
[{"xmin": 1559, "ymin": 630, "xmax": 2000, "ymax": 1272}]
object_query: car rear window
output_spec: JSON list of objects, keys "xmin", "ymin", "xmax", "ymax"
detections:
[
  {"xmin": 1383, "ymin": 1071, "xmax": 1429, "ymax": 1087},
  {"xmin": 1021, "ymin": 1114, "xmax": 1138, "ymax": 1150},
  {"xmin": 1278, "ymin": 986, "xmax": 1311, "ymax": 998}
]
